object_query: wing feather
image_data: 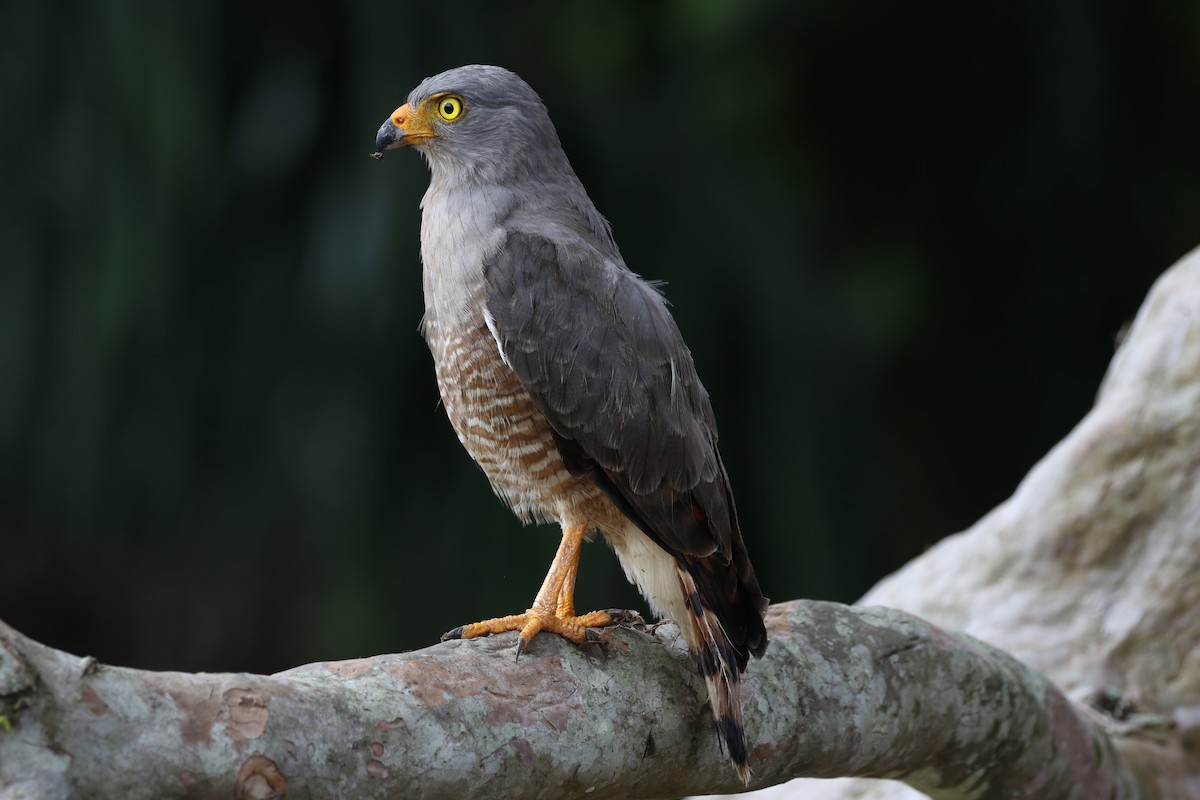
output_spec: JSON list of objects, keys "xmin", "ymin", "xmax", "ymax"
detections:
[{"xmin": 483, "ymin": 231, "xmax": 729, "ymax": 559}]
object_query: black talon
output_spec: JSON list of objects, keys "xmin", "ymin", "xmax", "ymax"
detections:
[
  {"xmin": 604, "ymin": 608, "xmax": 647, "ymax": 629},
  {"xmin": 441, "ymin": 626, "xmax": 464, "ymax": 642},
  {"xmin": 515, "ymin": 637, "xmax": 528, "ymax": 661}
]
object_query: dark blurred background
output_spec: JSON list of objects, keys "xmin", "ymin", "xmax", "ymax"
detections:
[{"xmin": 2, "ymin": 2, "xmax": 1197, "ymax": 674}]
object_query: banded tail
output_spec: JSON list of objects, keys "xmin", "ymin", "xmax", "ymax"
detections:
[{"xmin": 676, "ymin": 560, "xmax": 767, "ymax": 785}]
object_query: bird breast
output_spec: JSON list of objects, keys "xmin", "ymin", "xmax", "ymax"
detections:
[
  {"xmin": 424, "ymin": 312, "xmax": 611, "ymax": 527},
  {"xmin": 419, "ymin": 198, "xmax": 504, "ymax": 324},
  {"xmin": 418, "ymin": 182, "xmax": 608, "ymax": 527}
]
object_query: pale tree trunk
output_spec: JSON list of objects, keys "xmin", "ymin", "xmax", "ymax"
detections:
[
  {"xmin": 700, "ymin": 245, "xmax": 1200, "ymax": 800},
  {"xmin": 3, "ymin": 247, "xmax": 1200, "ymax": 799}
]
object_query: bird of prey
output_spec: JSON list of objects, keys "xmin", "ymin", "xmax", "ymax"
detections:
[{"xmin": 372, "ymin": 65, "xmax": 768, "ymax": 783}]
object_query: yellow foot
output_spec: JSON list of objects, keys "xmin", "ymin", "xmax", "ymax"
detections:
[
  {"xmin": 442, "ymin": 608, "xmax": 615, "ymax": 657},
  {"xmin": 443, "ymin": 521, "xmax": 625, "ymax": 658}
]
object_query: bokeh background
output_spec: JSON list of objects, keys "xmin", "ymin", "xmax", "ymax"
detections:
[{"xmin": 2, "ymin": 2, "xmax": 1198, "ymax": 674}]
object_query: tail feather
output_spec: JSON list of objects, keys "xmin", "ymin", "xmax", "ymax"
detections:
[
  {"xmin": 677, "ymin": 567, "xmax": 754, "ymax": 785},
  {"xmin": 603, "ymin": 520, "xmax": 766, "ymax": 784}
]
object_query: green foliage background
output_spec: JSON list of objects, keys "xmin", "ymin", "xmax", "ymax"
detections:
[{"xmin": 2, "ymin": 2, "xmax": 1198, "ymax": 672}]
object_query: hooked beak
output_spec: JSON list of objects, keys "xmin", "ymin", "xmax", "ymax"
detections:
[{"xmin": 371, "ymin": 102, "xmax": 417, "ymax": 160}]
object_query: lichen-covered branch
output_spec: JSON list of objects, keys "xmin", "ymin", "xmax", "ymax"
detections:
[
  {"xmin": 756, "ymin": 246, "xmax": 1200, "ymax": 800},
  {"xmin": 0, "ymin": 598, "xmax": 1144, "ymax": 800},
  {"xmin": 6, "ymin": 250, "xmax": 1200, "ymax": 800}
]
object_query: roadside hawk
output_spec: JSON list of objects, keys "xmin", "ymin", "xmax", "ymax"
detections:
[{"xmin": 372, "ymin": 65, "xmax": 768, "ymax": 782}]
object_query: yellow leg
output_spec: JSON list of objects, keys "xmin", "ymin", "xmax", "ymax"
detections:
[{"xmin": 442, "ymin": 522, "xmax": 615, "ymax": 657}]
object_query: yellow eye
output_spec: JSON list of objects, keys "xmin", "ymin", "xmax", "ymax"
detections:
[{"xmin": 436, "ymin": 95, "xmax": 464, "ymax": 121}]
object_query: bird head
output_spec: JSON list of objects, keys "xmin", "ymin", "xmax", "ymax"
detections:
[{"xmin": 371, "ymin": 65, "xmax": 567, "ymax": 182}]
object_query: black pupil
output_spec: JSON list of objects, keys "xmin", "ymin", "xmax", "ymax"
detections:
[{"xmin": 443, "ymin": 101, "xmax": 455, "ymax": 114}]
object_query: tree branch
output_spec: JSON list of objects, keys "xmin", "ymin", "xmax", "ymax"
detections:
[
  {"xmin": 6, "ymin": 250, "xmax": 1199, "ymax": 799},
  {"xmin": 0, "ymin": 599, "xmax": 1143, "ymax": 799}
]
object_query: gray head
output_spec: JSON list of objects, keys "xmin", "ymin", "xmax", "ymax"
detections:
[{"xmin": 372, "ymin": 65, "xmax": 571, "ymax": 184}]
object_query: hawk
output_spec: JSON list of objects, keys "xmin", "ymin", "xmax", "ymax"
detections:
[{"xmin": 372, "ymin": 65, "xmax": 768, "ymax": 782}]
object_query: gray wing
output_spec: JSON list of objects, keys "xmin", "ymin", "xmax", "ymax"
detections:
[{"xmin": 482, "ymin": 230, "xmax": 734, "ymax": 560}]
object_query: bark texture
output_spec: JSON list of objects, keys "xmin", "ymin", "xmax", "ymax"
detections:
[
  {"xmin": 0, "ymin": 602, "xmax": 1142, "ymax": 799},
  {"xmin": 3, "ymin": 246, "xmax": 1199, "ymax": 799}
]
